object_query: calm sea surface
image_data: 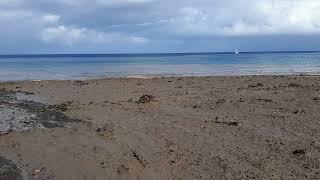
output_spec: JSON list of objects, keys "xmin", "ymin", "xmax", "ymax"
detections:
[{"xmin": 0, "ymin": 52, "xmax": 320, "ymax": 81}]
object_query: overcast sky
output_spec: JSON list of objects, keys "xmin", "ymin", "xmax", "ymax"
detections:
[{"xmin": 1, "ymin": 0, "xmax": 320, "ymax": 54}]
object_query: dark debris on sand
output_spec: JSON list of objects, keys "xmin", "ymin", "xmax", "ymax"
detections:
[
  {"xmin": 0, "ymin": 89, "xmax": 81, "ymax": 133},
  {"xmin": 288, "ymin": 83, "xmax": 302, "ymax": 88},
  {"xmin": 213, "ymin": 118, "xmax": 239, "ymax": 126},
  {"xmin": 136, "ymin": 95, "xmax": 155, "ymax": 104},
  {"xmin": 130, "ymin": 149, "xmax": 148, "ymax": 168},
  {"xmin": 0, "ymin": 156, "xmax": 22, "ymax": 180},
  {"xmin": 248, "ymin": 83, "xmax": 264, "ymax": 88},
  {"xmin": 48, "ymin": 101, "xmax": 74, "ymax": 112},
  {"xmin": 96, "ymin": 122, "xmax": 114, "ymax": 137},
  {"xmin": 73, "ymin": 81, "xmax": 89, "ymax": 87},
  {"xmin": 116, "ymin": 165, "xmax": 129, "ymax": 174},
  {"xmin": 292, "ymin": 149, "xmax": 306, "ymax": 156}
]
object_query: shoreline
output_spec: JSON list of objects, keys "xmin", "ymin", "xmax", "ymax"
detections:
[{"xmin": 1, "ymin": 73, "xmax": 319, "ymax": 83}]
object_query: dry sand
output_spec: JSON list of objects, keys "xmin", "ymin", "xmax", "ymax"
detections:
[{"xmin": 0, "ymin": 75, "xmax": 320, "ymax": 180}]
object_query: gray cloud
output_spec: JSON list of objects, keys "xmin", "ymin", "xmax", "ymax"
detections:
[
  {"xmin": 41, "ymin": 25, "xmax": 148, "ymax": 46},
  {"xmin": 0, "ymin": 0, "xmax": 320, "ymax": 53}
]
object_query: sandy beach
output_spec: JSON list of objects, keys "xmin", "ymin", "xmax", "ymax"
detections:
[{"xmin": 0, "ymin": 75, "xmax": 320, "ymax": 180}]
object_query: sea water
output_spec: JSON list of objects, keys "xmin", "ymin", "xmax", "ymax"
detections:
[{"xmin": 0, "ymin": 52, "xmax": 320, "ymax": 81}]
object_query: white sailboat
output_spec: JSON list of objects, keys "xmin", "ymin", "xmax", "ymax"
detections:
[{"xmin": 234, "ymin": 48, "xmax": 239, "ymax": 54}]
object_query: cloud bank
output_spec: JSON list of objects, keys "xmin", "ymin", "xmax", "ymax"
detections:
[
  {"xmin": 169, "ymin": 0, "xmax": 320, "ymax": 36},
  {"xmin": 41, "ymin": 25, "xmax": 148, "ymax": 46},
  {"xmin": 0, "ymin": 0, "xmax": 320, "ymax": 53}
]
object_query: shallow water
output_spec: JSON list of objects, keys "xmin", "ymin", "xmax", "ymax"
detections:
[{"xmin": 0, "ymin": 52, "xmax": 320, "ymax": 81}]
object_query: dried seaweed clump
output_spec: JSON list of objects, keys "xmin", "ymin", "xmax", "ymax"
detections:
[{"xmin": 136, "ymin": 95, "xmax": 155, "ymax": 104}]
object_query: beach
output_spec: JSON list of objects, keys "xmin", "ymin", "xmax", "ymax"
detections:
[{"xmin": 0, "ymin": 75, "xmax": 320, "ymax": 179}]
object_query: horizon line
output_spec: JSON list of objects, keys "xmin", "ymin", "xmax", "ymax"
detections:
[{"xmin": 1, "ymin": 50, "xmax": 320, "ymax": 58}]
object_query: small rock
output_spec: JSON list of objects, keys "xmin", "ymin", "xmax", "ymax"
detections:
[
  {"xmin": 311, "ymin": 141, "xmax": 320, "ymax": 149},
  {"xmin": 100, "ymin": 162, "xmax": 106, "ymax": 168},
  {"xmin": 292, "ymin": 110, "xmax": 303, "ymax": 114},
  {"xmin": 192, "ymin": 105, "xmax": 200, "ymax": 109},
  {"xmin": 292, "ymin": 149, "xmax": 305, "ymax": 155},
  {"xmin": 31, "ymin": 169, "xmax": 41, "ymax": 176},
  {"xmin": 216, "ymin": 99, "xmax": 226, "ymax": 104}
]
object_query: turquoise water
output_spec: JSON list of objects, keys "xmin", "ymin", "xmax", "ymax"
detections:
[{"xmin": 0, "ymin": 52, "xmax": 320, "ymax": 81}]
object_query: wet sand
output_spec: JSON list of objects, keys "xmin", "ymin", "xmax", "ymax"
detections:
[{"xmin": 0, "ymin": 75, "xmax": 320, "ymax": 180}]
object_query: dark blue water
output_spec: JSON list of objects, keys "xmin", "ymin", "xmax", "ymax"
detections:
[{"xmin": 0, "ymin": 52, "xmax": 320, "ymax": 81}]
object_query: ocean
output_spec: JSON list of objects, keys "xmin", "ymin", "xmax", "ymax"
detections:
[{"xmin": 0, "ymin": 52, "xmax": 320, "ymax": 81}]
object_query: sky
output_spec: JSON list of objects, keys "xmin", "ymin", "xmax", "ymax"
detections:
[{"xmin": 1, "ymin": 0, "xmax": 320, "ymax": 54}]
